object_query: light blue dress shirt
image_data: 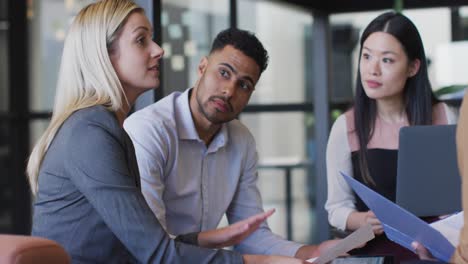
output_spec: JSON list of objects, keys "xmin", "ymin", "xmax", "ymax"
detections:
[{"xmin": 124, "ymin": 88, "xmax": 302, "ymax": 256}]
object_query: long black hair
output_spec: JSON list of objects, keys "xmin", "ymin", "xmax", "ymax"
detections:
[{"xmin": 354, "ymin": 12, "xmax": 438, "ymax": 185}]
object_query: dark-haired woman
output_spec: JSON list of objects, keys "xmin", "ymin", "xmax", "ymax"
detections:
[{"xmin": 325, "ymin": 11, "xmax": 457, "ymax": 262}]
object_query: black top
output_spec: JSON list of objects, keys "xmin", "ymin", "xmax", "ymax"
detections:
[
  {"xmin": 351, "ymin": 149, "xmax": 398, "ymax": 211},
  {"xmin": 350, "ymin": 148, "xmax": 417, "ymax": 263}
]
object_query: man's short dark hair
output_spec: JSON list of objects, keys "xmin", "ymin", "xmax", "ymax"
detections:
[{"xmin": 210, "ymin": 28, "xmax": 269, "ymax": 75}]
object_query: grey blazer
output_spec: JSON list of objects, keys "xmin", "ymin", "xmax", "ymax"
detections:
[{"xmin": 32, "ymin": 106, "xmax": 243, "ymax": 264}]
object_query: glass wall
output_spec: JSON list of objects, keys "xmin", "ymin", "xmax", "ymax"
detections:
[
  {"xmin": 243, "ymin": 112, "xmax": 314, "ymax": 242},
  {"xmin": 27, "ymin": 0, "xmax": 95, "ymax": 143},
  {"xmin": 238, "ymin": 0, "xmax": 316, "ymax": 243},
  {"xmin": 239, "ymin": 0, "xmax": 313, "ymax": 105},
  {"xmin": 161, "ymin": 0, "xmax": 229, "ymax": 94},
  {"xmin": 28, "ymin": 0, "xmax": 94, "ymax": 113}
]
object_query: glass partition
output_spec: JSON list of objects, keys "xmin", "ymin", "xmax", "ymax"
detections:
[
  {"xmin": 28, "ymin": 0, "xmax": 94, "ymax": 113},
  {"xmin": 238, "ymin": 0, "xmax": 316, "ymax": 243},
  {"xmin": 239, "ymin": 0, "xmax": 313, "ymax": 105},
  {"xmin": 241, "ymin": 111, "xmax": 315, "ymax": 242},
  {"xmin": 161, "ymin": 0, "xmax": 229, "ymax": 95}
]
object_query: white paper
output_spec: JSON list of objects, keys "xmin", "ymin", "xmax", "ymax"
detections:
[
  {"xmin": 430, "ymin": 211, "xmax": 464, "ymax": 247},
  {"xmin": 306, "ymin": 224, "xmax": 375, "ymax": 264}
]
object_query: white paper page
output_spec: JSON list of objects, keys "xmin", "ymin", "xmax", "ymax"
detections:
[
  {"xmin": 430, "ymin": 211, "xmax": 464, "ymax": 247},
  {"xmin": 306, "ymin": 224, "xmax": 375, "ymax": 264}
]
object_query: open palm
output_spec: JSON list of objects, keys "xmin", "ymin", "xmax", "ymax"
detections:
[{"xmin": 198, "ymin": 209, "xmax": 275, "ymax": 248}]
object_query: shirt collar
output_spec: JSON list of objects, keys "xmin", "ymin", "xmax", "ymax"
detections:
[{"xmin": 175, "ymin": 88, "xmax": 229, "ymax": 150}]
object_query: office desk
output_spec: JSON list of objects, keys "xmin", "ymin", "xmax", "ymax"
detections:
[{"xmin": 258, "ymin": 157, "xmax": 312, "ymax": 240}]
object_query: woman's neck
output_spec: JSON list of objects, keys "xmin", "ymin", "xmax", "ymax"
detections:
[
  {"xmin": 115, "ymin": 105, "xmax": 130, "ymax": 127},
  {"xmin": 376, "ymin": 96, "xmax": 406, "ymax": 123},
  {"xmin": 116, "ymin": 93, "xmax": 134, "ymax": 127},
  {"xmin": 117, "ymin": 87, "xmax": 141, "ymax": 127}
]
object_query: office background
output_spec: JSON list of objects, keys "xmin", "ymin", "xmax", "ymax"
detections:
[{"xmin": 2, "ymin": 0, "xmax": 468, "ymax": 244}]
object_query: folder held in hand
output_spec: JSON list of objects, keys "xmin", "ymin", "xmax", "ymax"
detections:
[{"xmin": 340, "ymin": 171, "xmax": 455, "ymax": 262}]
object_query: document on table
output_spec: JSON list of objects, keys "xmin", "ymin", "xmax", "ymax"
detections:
[
  {"xmin": 306, "ymin": 224, "xmax": 375, "ymax": 264},
  {"xmin": 340, "ymin": 171, "xmax": 455, "ymax": 263},
  {"xmin": 430, "ymin": 211, "xmax": 463, "ymax": 247}
]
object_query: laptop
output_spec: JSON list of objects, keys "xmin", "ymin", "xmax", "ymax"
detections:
[{"xmin": 395, "ymin": 124, "xmax": 461, "ymax": 217}]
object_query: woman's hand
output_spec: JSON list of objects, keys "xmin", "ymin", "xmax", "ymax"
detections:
[
  {"xmin": 197, "ymin": 209, "xmax": 275, "ymax": 248},
  {"xmin": 412, "ymin": 241, "xmax": 437, "ymax": 261},
  {"xmin": 363, "ymin": 211, "xmax": 384, "ymax": 235},
  {"xmin": 347, "ymin": 211, "xmax": 383, "ymax": 235}
]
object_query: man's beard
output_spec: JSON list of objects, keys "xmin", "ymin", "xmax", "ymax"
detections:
[{"xmin": 196, "ymin": 93, "xmax": 234, "ymax": 125}]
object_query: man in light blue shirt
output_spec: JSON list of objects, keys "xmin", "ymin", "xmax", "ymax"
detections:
[{"xmin": 124, "ymin": 28, "xmax": 336, "ymax": 260}]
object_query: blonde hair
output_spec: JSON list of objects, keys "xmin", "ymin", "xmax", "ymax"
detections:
[{"xmin": 27, "ymin": 0, "xmax": 143, "ymax": 195}]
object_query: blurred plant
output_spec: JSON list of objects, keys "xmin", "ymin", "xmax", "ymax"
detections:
[
  {"xmin": 434, "ymin": 84, "xmax": 467, "ymax": 99},
  {"xmin": 331, "ymin": 109, "xmax": 343, "ymax": 122},
  {"xmin": 305, "ymin": 109, "xmax": 343, "ymax": 129},
  {"xmin": 394, "ymin": 0, "xmax": 404, "ymax": 13}
]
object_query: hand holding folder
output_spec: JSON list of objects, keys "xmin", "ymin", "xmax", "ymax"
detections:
[{"xmin": 340, "ymin": 171, "xmax": 455, "ymax": 262}]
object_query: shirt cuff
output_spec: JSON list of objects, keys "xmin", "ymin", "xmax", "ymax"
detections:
[{"xmin": 331, "ymin": 207, "xmax": 355, "ymax": 231}]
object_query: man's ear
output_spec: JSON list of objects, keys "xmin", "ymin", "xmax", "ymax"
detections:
[
  {"xmin": 408, "ymin": 58, "xmax": 421, "ymax": 77},
  {"xmin": 198, "ymin": 57, "xmax": 208, "ymax": 77}
]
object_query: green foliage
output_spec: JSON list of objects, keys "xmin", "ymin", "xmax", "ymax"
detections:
[
  {"xmin": 394, "ymin": 0, "xmax": 404, "ymax": 13},
  {"xmin": 434, "ymin": 85, "xmax": 467, "ymax": 98},
  {"xmin": 331, "ymin": 109, "xmax": 342, "ymax": 122}
]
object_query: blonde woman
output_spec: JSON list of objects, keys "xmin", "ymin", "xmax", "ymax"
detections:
[{"xmin": 27, "ymin": 1, "xmax": 308, "ymax": 263}]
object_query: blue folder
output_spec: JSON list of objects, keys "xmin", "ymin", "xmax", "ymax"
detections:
[{"xmin": 340, "ymin": 171, "xmax": 455, "ymax": 262}]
